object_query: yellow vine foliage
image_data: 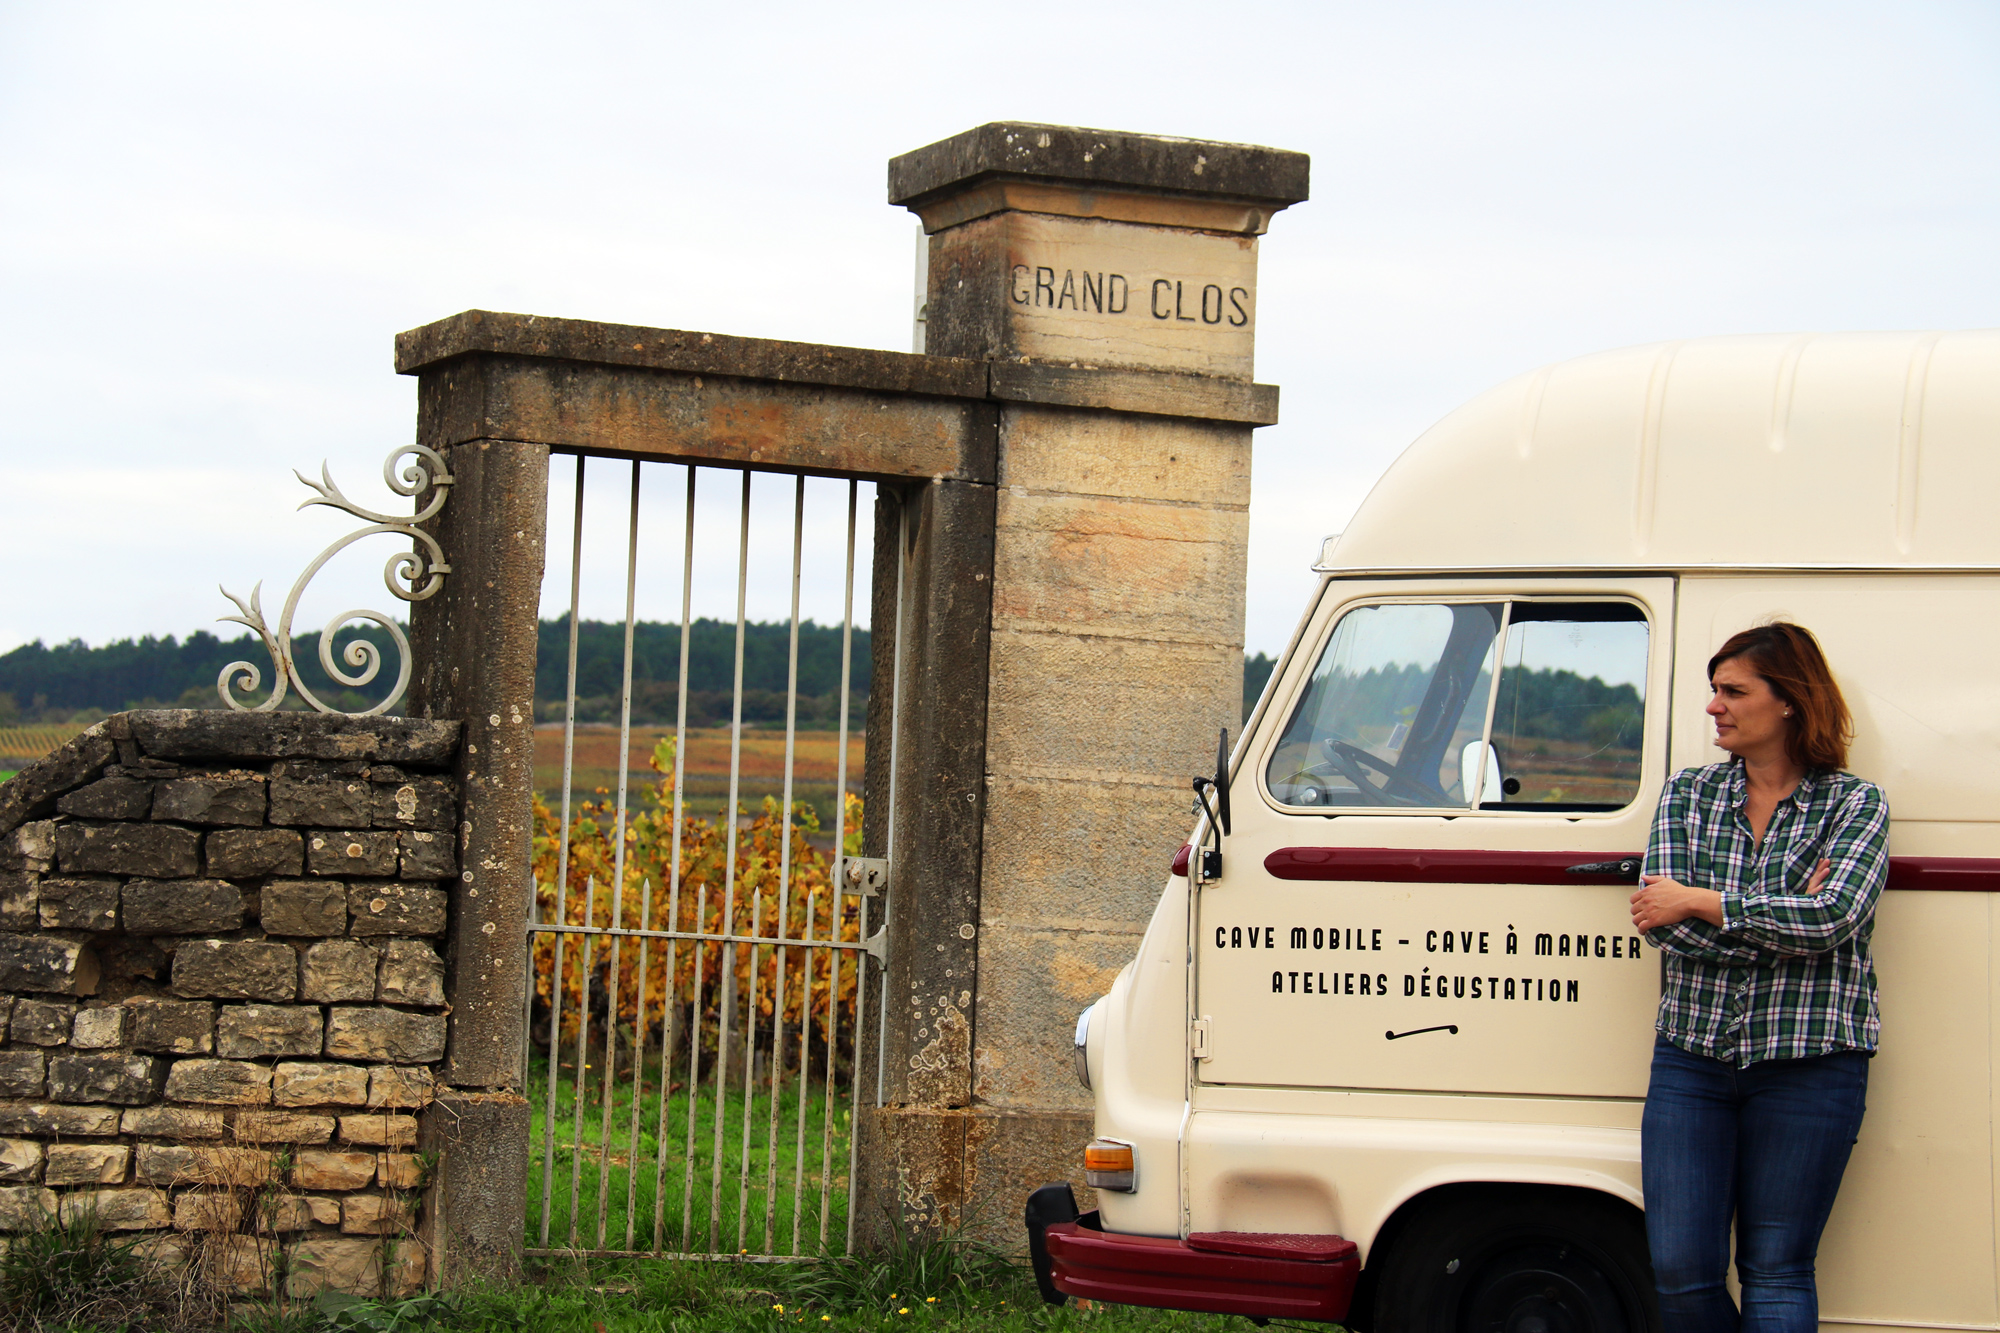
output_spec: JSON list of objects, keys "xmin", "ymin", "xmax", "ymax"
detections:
[{"xmin": 531, "ymin": 737, "xmax": 866, "ymax": 1062}]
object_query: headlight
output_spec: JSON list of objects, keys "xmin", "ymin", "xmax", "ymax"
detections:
[{"xmin": 1074, "ymin": 1001, "xmax": 1098, "ymax": 1090}]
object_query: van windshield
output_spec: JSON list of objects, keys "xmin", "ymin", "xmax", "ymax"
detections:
[{"xmin": 1265, "ymin": 600, "xmax": 1648, "ymax": 812}]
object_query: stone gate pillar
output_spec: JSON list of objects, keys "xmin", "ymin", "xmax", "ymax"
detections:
[{"xmin": 864, "ymin": 123, "xmax": 1307, "ymax": 1247}]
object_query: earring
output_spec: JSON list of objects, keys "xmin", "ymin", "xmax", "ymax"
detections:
[{"xmin": 1783, "ymin": 709, "xmax": 1792, "ymax": 717}]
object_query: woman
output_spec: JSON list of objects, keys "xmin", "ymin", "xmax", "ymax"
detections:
[{"xmin": 1628, "ymin": 622, "xmax": 1889, "ymax": 1333}]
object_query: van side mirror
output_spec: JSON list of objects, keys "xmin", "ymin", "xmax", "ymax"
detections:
[
  {"xmin": 1460, "ymin": 740, "xmax": 1503, "ymax": 804},
  {"xmin": 1192, "ymin": 728, "xmax": 1231, "ymax": 879}
]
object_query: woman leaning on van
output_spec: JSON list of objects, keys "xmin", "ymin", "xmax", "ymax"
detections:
[{"xmin": 1627, "ymin": 622, "xmax": 1889, "ymax": 1333}]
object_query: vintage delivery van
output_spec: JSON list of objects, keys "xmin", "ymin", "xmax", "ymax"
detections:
[{"xmin": 1027, "ymin": 330, "xmax": 2000, "ymax": 1333}]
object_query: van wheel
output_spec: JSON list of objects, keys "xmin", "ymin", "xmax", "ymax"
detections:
[{"xmin": 1370, "ymin": 1189, "xmax": 1658, "ymax": 1333}]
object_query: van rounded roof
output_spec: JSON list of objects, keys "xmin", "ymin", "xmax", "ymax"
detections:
[{"xmin": 1320, "ymin": 330, "xmax": 2000, "ymax": 574}]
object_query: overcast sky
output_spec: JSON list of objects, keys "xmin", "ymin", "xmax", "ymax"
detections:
[{"xmin": 4, "ymin": 1, "xmax": 1997, "ymax": 661}]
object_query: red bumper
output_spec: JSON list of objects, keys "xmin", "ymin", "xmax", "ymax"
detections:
[{"xmin": 1044, "ymin": 1215, "xmax": 1360, "ymax": 1323}]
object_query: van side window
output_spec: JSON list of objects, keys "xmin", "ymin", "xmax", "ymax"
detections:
[
  {"xmin": 1265, "ymin": 600, "xmax": 1648, "ymax": 813},
  {"xmin": 1485, "ymin": 603, "xmax": 1648, "ymax": 810},
  {"xmin": 1265, "ymin": 602, "xmax": 1502, "ymax": 809}
]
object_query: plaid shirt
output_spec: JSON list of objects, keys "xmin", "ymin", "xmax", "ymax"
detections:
[{"xmin": 1643, "ymin": 759, "xmax": 1889, "ymax": 1066}]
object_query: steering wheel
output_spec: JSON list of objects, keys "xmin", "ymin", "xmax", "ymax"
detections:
[{"xmin": 1324, "ymin": 739, "xmax": 1451, "ymax": 807}]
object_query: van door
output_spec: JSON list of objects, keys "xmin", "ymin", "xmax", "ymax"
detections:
[{"xmin": 1193, "ymin": 578, "xmax": 1673, "ymax": 1099}]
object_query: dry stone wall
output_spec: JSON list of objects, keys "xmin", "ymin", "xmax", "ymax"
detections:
[{"xmin": 0, "ymin": 709, "xmax": 461, "ymax": 1297}]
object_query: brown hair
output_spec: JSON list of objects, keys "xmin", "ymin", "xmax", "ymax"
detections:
[{"xmin": 1707, "ymin": 622, "xmax": 1853, "ymax": 772}]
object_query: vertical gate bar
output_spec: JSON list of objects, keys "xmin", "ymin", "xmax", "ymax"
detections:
[
  {"xmin": 796, "ymin": 882, "xmax": 819, "ymax": 1252},
  {"xmin": 708, "ymin": 468, "xmax": 753, "ymax": 1244},
  {"xmin": 815, "ymin": 479, "xmax": 857, "ymax": 1251},
  {"xmin": 597, "ymin": 459, "xmax": 642, "ymax": 1247},
  {"xmin": 538, "ymin": 871, "xmax": 569, "ymax": 1246},
  {"xmin": 540, "ymin": 455, "xmax": 587, "ymax": 1246},
  {"xmin": 737, "ymin": 882, "xmax": 763, "ymax": 1247},
  {"xmin": 625, "ymin": 878, "xmax": 653, "ymax": 1249},
  {"xmin": 845, "ymin": 481, "xmax": 879, "ymax": 1253},
  {"xmin": 665, "ymin": 464, "xmax": 699, "ymax": 1253},
  {"xmin": 875, "ymin": 493, "xmax": 911, "ymax": 1109},
  {"xmin": 653, "ymin": 871, "xmax": 682, "ymax": 1253},
  {"xmin": 763, "ymin": 474, "xmax": 804, "ymax": 1252},
  {"xmin": 566, "ymin": 875, "xmax": 596, "ymax": 1245}
]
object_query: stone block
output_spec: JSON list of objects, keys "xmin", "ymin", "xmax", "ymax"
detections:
[
  {"xmin": 172, "ymin": 939, "xmax": 296, "ymax": 1000},
  {"xmin": 163, "ymin": 1058, "xmax": 271, "ymax": 1105},
  {"xmin": 990, "ymin": 490, "xmax": 1247, "ymax": 642},
  {"xmin": 970, "ymin": 925, "xmax": 1135, "ymax": 1109},
  {"xmin": 256, "ymin": 1194, "xmax": 314, "ymax": 1233},
  {"xmin": 398, "ymin": 828, "xmax": 455, "ymax": 879},
  {"xmin": 131, "ymin": 1232, "xmax": 188, "ymax": 1278},
  {"xmin": 274, "ymin": 1061, "xmax": 369, "ymax": 1108},
  {"xmin": 997, "ymin": 405, "xmax": 1252, "ymax": 506},
  {"xmin": 308, "ymin": 830, "xmax": 398, "ymax": 877},
  {"xmin": 70, "ymin": 1006, "xmax": 127, "ymax": 1048},
  {"xmin": 377, "ymin": 939, "xmax": 444, "ymax": 1007},
  {"xmin": 62, "ymin": 1188, "xmax": 170, "ymax": 1231},
  {"xmin": 123, "ymin": 878, "xmax": 244, "ymax": 934},
  {"xmin": 0, "ymin": 1052, "xmax": 43, "ymax": 1099},
  {"xmin": 979, "ymin": 773, "xmax": 1197, "ymax": 925},
  {"xmin": 0, "ymin": 821, "xmax": 56, "ymax": 874},
  {"xmin": 367, "ymin": 1066, "xmax": 434, "ymax": 1110},
  {"xmin": 217, "ymin": 1004, "xmax": 323, "ymax": 1058},
  {"xmin": 123, "ymin": 1105, "xmax": 225, "ymax": 1138},
  {"xmin": 55, "ymin": 821, "xmax": 201, "ymax": 878},
  {"xmin": 0, "ymin": 1104, "xmax": 120, "ymax": 1135},
  {"xmin": 372, "ymin": 777, "xmax": 455, "ymax": 830},
  {"xmin": 48, "ymin": 1052, "xmax": 166, "ymax": 1105},
  {"xmin": 293, "ymin": 1150, "xmax": 375, "ymax": 1190},
  {"xmin": 12, "ymin": 999, "xmax": 75, "ymax": 1046},
  {"xmin": 56, "ymin": 775, "xmax": 153, "ymax": 820},
  {"xmin": 325, "ymin": 1008, "xmax": 445, "ymax": 1064},
  {"xmin": 0, "ymin": 995, "xmax": 13, "ymax": 1041},
  {"xmin": 287, "ymin": 1235, "xmax": 425, "ymax": 1298},
  {"xmin": 376, "ymin": 1153, "xmax": 423, "ymax": 1189},
  {"xmin": 206, "ymin": 827, "xmax": 304, "ymax": 878},
  {"xmin": 306, "ymin": 1195, "xmax": 342, "ymax": 1225},
  {"xmin": 347, "ymin": 883, "xmax": 446, "ymax": 937},
  {"xmin": 338, "ymin": 1114, "xmax": 417, "ymax": 1148},
  {"xmin": 341, "ymin": 1192, "xmax": 418, "ymax": 1235},
  {"xmin": 269, "ymin": 777, "xmax": 372, "ymax": 828},
  {"xmin": 194, "ymin": 1232, "xmax": 269, "ymax": 1294},
  {"xmin": 44, "ymin": 1143, "xmax": 129, "ymax": 1185},
  {"xmin": 263, "ymin": 879, "xmax": 347, "ymax": 936},
  {"xmin": 0, "ymin": 872, "xmax": 34, "ymax": 931},
  {"xmin": 152, "ymin": 772, "xmax": 267, "ymax": 826},
  {"xmin": 127, "ymin": 998, "xmax": 215, "ymax": 1055},
  {"xmin": 0, "ymin": 933, "xmax": 99, "ymax": 995},
  {"xmin": 37, "ymin": 876, "xmax": 120, "ymax": 931},
  {"xmin": 134, "ymin": 1144, "xmax": 272, "ymax": 1186},
  {"xmin": 985, "ymin": 631, "xmax": 1241, "ymax": 780},
  {"xmin": 0, "ymin": 1141, "xmax": 38, "ymax": 1184},
  {"xmin": 0, "ymin": 1187, "xmax": 55, "ymax": 1231},
  {"xmin": 302, "ymin": 940, "xmax": 378, "ymax": 1002},
  {"xmin": 127, "ymin": 710, "xmax": 457, "ymax": 767},
  {"xmin": 235, "ymin": 1111, "xmax": 336, "ymax": 1144},
  {"xmin": 173, "ymin": 1190, "xmax": 241, "ymax": 1232}
]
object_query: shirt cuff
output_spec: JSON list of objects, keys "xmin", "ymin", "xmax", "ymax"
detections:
[{"xmin": 1718, "ymin": 886, "xmax": 1746, "ymax": 934}]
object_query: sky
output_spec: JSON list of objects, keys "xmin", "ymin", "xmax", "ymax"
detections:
[{"xmin": 3, "ymin": 1, "xmax": 1998, "ymax": 661}]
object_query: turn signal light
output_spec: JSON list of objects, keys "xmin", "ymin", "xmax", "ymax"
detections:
[{"xmin": 1084, "ymin": 1139, "xmax": 1135, "ymax": 1192}]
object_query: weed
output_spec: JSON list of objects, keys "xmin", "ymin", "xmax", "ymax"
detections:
[{"xmin": 0, "ymin": 1201, "xmax": 153, "ymax": 1329}]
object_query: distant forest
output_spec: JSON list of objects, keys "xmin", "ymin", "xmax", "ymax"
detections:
[{"xmin": 0, "ymin": 623, "xmax": 1279, "ymax": 728}]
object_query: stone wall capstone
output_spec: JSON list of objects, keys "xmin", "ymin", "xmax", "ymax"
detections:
[{"xmin": 0, "ymin": 710, "xmax": 460, "ymax": 1297}]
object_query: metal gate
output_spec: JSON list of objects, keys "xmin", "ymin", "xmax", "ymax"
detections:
[{"xmin": 525, "ymin": 456, "xmax": 894, "ymax": 1260}]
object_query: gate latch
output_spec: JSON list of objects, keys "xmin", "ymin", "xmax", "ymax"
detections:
[
  {"xmin": 842, "ymin": 857, "xmax": 888, "ymax": 896},
  {"xmin": 1191, "ymin": 1017, "xmax": 1212, "ymax": 1061}
]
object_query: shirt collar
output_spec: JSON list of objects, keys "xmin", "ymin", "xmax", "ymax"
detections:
[{"xmin": 1725, "ymin": 756, "xmax": 1818, "ymax": 808}]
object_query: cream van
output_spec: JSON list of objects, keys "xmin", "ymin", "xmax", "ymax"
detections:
[{"xmin": 1026, "ymin": 330, "xmax": 2000, "ymax": 1333}]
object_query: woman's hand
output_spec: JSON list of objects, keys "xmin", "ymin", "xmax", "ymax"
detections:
[
  {"xmin": 1630, "ymin": 875, "xmax": 1725, "ymax": 932},
  {"xmin": 1629, "ymin": 860, "xmax": 1831, "ymax": 933}
]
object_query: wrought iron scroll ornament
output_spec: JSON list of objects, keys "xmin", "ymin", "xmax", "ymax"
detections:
[{"xmin": 217, "ymin": 445, "xmax": 453, "ymax": 717}]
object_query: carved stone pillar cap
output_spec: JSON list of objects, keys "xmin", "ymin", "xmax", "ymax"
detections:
[{"xmin": 890, "ymin": 122, "xmax": 1310, "ymax": 236}]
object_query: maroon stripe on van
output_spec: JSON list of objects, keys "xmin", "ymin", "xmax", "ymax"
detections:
[
  {"xmin": 1266, "ymin": 847, "xmax": 2000, "ymax": 891},
  {"xmin": 1265, "ymin": 848, "xmax": 1628, "ymax": 884}
]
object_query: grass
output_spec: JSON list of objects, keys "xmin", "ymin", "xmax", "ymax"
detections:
[{"xmin": 527, "ymin": 1052, "xmax": 854, "ymax": 1259}]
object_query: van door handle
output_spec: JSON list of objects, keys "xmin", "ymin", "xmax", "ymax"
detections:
[{"xmin": 1566, "ymin": 857, "xmax": 1643, "ymax": 880}]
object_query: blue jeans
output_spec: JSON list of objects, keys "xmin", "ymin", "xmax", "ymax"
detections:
[{"xmin": 1641, "ymin": 1037, "xmax": 1869, "ymax": 1333}]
